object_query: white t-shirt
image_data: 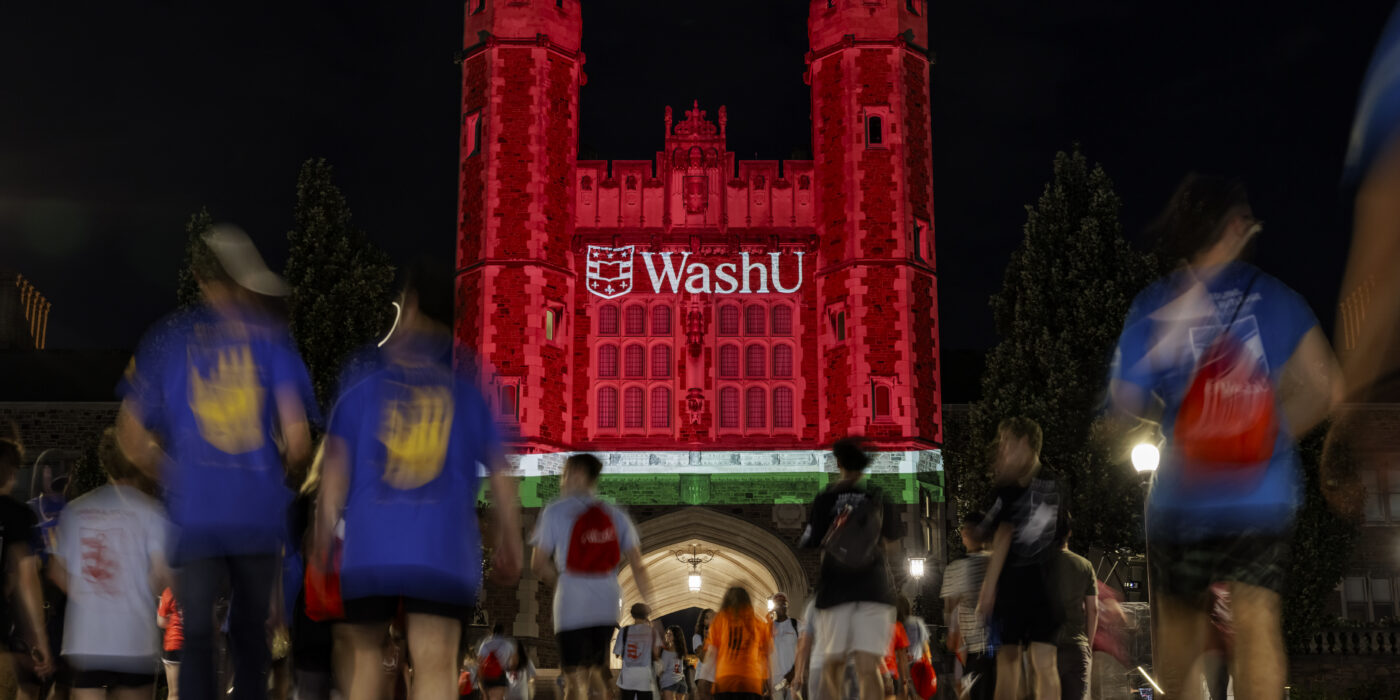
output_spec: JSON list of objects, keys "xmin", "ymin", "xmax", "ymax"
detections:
[
  {"xmin": 613, "ymin": 623, "xmax": 662, "ymax": 691},
  {"xmin": 56, "ymin": 484, "xmax": 167, "ymax": 673},
  {"xmin": 802, "ymin": 601, "xmax": 821, "ymax": 700},
  {"xmin": 477, "ymin": 636, "xmax": 517, "ymax": 681},
  {"xmin": 770, "ymin": 616, "xmax": 800, "ymax": 680},
  {"xmin": 531, "ymin": 494, "xmax": 639, "ymax": 632},
  {"xmin": 659, "ymin": 649, "xmax": 686, "ymax": 689}
]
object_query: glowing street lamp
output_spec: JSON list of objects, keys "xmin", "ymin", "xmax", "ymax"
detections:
[
  {"xmin": 908, "ymin": 557, "xmax": 926, "ymax": 579},
  {"xmin": 1131, "ymin": 443, "xmax": 1161, "ymax": 473},
  {"xmin": 688, "ymin": 572, "xmax": 703, "ymax": 593},
  {"xmin": 674, "ymin": 544, "xmax": 715, "ymax": 595},
  {"xmin": 767, "ymin": 597, "xmax": 776, "ymax": 612}
]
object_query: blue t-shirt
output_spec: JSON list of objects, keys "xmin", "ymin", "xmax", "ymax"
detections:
[
  {"xmin": 118, "ymin": 306, "xmax": 317, "ymax": 562},
  {"xmin": 1112, "ymin": 262, "xmax": 1318, "ymax": 541},
  {"xmin": 329, "ymin": 337, "xmax": 502, "ymax": 605}
]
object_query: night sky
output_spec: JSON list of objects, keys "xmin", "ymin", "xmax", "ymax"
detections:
[{"xmin": 1, "ymin": 1, "xmax": 1392, "ymax": 353}]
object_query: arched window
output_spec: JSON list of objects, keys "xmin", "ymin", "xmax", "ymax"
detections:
[
  {"xmin": 746, "ymin": 344, "xmax": 766, "ymax": 378},
  {"xmin": 772, "ymin": 345, "xmax": 793, "ymax": 378},
  {"xmin": 500, "ymin": 385, "xmax": 518, "ymax": 420},
  {"xmin": 774, "ymin": 387, "xmax": 794, "ymax": 428},
  {"xmin": 625, "ymin": 306, "xmax": 646, "ymax": 335},
  {"xmin": 544, "ymin": 309, "xmax": 556, "ymax": 341},
  {"xmin": 624, "ymin": 345, "xmax": 645, "ymax": 378},
  {"xmin": 866, "ymin": 115, "xmax": 883, "ymax": 147},
  {"xmin": 651, "ymin": 345, "xmax": 671, "ymax": 378},
  {"xmin": 651, "ymin": 387, "xmax": 670, "ymax": 429},
  {"xmin": 719, "ymin": 345, "xmax": 740, "ymax": 378},
  {"xmin": 599, "ymin": 305, "xmax": 618, "ymax": 335},
  {"xmin": 624, "ymin": 387, "xmax": 644, "ymax": 428},
  {"xmin": 719, "ymin": 387, "xmax": 740, "ymax": 429},
  {"xmin": 873, "ymin": 384, "xmax": 892, "ymax": 420},
  {"xmin": 745, "ymin": 306, "xmax": 766, "ymax": 336},
  {"xmin": 719, "ymin": 305, "xmax": 740, "ymax": 336},
  {"xmin": 652, "ymin": 306, "xmax": 672, "ymax": 336},
  {"xmin": 772, "ymin": 305, "xmax": 793, "ymax": 335},
  {"xmin": 598, "ymin": 387, "xmax": 618, "ymax": 429},
  {"xmin": 746, "ymin": 387, "xmax": 766, "ymax": 428},
  {"xmin": 598, "ymin": 344, "xmax": 618, "ymax": 378}
]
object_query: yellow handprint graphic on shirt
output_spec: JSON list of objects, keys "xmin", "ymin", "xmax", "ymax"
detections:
[
  {"xmin": 188, "ymin": 345, "xmax": 266, "ymax": 455},
  {"xmin": 379, "ymin": 385, "xmax": 454, "ymax": 490}
]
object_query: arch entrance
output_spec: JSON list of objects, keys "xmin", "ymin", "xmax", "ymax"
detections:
[{"xmin": 618, "ymin": 507, "xmax": 809, "ymax": 619}]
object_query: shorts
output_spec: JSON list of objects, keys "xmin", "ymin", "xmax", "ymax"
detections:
[
  {"xmin": 663, "ymin": 682, "xmax": 688, "ymax": 694},
  {"xmin": 815, "ymin": 601, "xmax": 895, "ymax": 659},
  {"xmin": 1148, "ymin": 534, "xmax": 1290, "ymax": 604},
  {"xmin": 71, "ymin": 670, "xmax": 155, "ymax": 689},
  {"xmin": 990, "ymin": 565, "xmax": 1060, "ymax": 647},
  {"xmin": 162, "ymin": 649, "xmax": 181, "ymax": 664},
  {"xmin": 481, "ymin": 676, "xmax": 511, "ymax": 689},
  {"xmin": 620, "ymin": 690, "xmax": 654, "ymax": 700},
  {"xmin": 557, "ymin": 626, "xmax": 615, "ymax": 669},
  {"xmin": 342, "ymin": 596, "xmax": 474, "ymax": 625}
]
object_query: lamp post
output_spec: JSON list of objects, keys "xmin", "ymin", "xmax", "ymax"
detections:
[
  {"xmin": 907, "ymin": 557, "xmax": 926, "ymax": 580},
  {"xmin": 673, "ymin": 544, "xmax": 716, "ymax": 595}
]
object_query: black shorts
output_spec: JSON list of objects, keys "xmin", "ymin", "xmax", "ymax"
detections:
[
  {"xmin": 557, "ymin": 626, "xmax": 615, "ymax": 669},
  {"xmin": 481, "ymin": 676, "xmax": 511, "ymax": 689},
  {"xmin": 163, "ymin": 649, "xmax": 181, "ymax": 663},
  {"xmin": 1148, "ymin": 533, "xmax": 1290, "ymax": 604},
  {"xmin": 620, "ymin": 690, "xmax": 654, "ymax": 700},
  {"xmin": 342, "ymin": 596, "xmax": 475, "ymax": 625},
  {"xmin": 71, "ymin": 670, "xmax": 156, "ymax": 689},
  {"xmin": 991, "ymin": 564, "xmax": 1062, "ymax": 647}
]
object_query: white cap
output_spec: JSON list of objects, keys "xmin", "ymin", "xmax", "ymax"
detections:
[{"xmin": 202, "ymin": 224, "xmax": 290, "ymax": 297}]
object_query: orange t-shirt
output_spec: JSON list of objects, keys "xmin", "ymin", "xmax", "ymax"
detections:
[
  {"xmin": 158, "ymin": 588, "xmax": 184, "ymax": 652},
  {"xmin": 706, "ymin": 609, "xmax": 773, "ymax": 694},
  {"xmin": 884, "ymin": 622, "xmax": 910, "ymax": 677}
]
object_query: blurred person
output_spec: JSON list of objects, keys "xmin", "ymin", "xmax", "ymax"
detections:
[
  {"xmin": 530, "ymin": 454, "xmax": 654, "ymax": 700},
  {"xmin": 941, "ymin": 512, "xmax": 993, "ymax": 700},
  {"xmin": 478, "ymin": 625, "xmax": 517, "ymax": 700},
  {"xmin": 975, "ymin": 417, "xmax": 1066, "ymax": 700},
  {"xmin": 767, "ymin": 594, "xmax": 799, "ymax": 700},
  {"xmin": 1047, "ymin": 518, "xmax": 1096, "ymax": 700},
  {"xmin": 897, "ymin": 597, "xmax": 934, "ymax": 700},
  {"xmin": 613, "ymin": 604, "xmax": 662, "ymax": 700},
  {"xmin": 49, "ymin": 427, "xmax": 169, "ymax": 699},
  {"xmin": 659, "ymin": 626, "xmax": 688, "ymax": 700},
  {"xmin": 115, "ymin": 224, "xmax": 316, "ymax": 700},
  {"xmin": 459, "ymin": 651, "xmax": 478, "ymax": 700},
  {"xmin": 157, "ymin": 587, "xmax": 183, "ymax": 700},
  {"xmin": 505, "ymin": 639, "xmax": 536, "ymax": 700},
  {"xmin": 1110, "ymin": 174, "xmax": 1342, "ymax": 700},
  {"xmin": 705, "ymin": 587, "xmax": 772, "ymax": 700},
  {"xmin": 314, "ymin": 259, "xmax": 523, "ymax": 700},
  {"xmin": 693, "ymin": 609, "xmax": 715, "ymax": 665},
  {"xmin": 879, "ymin": 602, "xmax": 911, "ymax": 700},
  {"xmin": 289, "ymin": 444, "xmax": 336, "ymax": 700},
  {"xmin": 791, "ymin": 599, "xmax": 820, "ymax": 700},
  {"xmin": 0, "ymin": 438, "xmax": 57, "ymax": 689},
  {"xmin": 800, "ymin": 438, "xmax": 902, "ymax": 700}
]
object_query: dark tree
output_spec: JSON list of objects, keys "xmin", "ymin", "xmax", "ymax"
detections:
[
  {"xmin": 284, "ymin": 158, "xmax": 395, "ymax": 410},
  {"xmin": 959, "ymin": 148, "xmax": 1156, "ymax": 555},
  {"xmin": 175, "ymin": 207, "xmax": 215, "ymax": 308},
  {"xmin": 1285, "ymin": 424, "xmax": 1361, "ymax": 649}
]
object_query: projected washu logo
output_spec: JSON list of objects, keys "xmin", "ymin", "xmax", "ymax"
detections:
[
  {"xmin": 188, "ymin": 345, "xmax": 266, "ymax": 455},
  {"xmin": 585, "ymin": 245, "xmax": 804, "ymax": 299},
  {"xmin": 379, "ymin": 385, "xmax": 455, "ymax": 490}
]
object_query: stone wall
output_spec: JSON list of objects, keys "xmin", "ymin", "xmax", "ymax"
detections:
[
  {"xmin": 0, "ymin": 402, "xmax": 118, "ymax": 456},
  {"xmin": 1288, "ymin": 652, "xmax": 1400, "ymax": 697}
]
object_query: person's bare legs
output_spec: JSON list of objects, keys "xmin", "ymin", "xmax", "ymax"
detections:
[
  {"xmin": 1026, "ymin": 643, "xmax": 1059, "ymax": 699},
  {"xmin": 563, "ymin": 669, "xmax": 590, "ymax": 700},
  {"xmin": 820, "ymin": 656, "xmax": 845, "ymax": 700},
  {"xmin": 588, "ymin": 668, "xmax": 609, "ymax": 700},
  {"xmin": 1151, "ymin": 593, "xmax": 1208, "ymax": 700},
  {"xmin": 404, "ymin": 613, "xmax": 461, "ymax": 700},
  {"xmin": 850, "ymin": 652, "xmax": 883, "ymax": 700},
  {"xmin": 337, "ymin": 623, "xmax": 389, "ymax": 700},
  {"xmin": 1228, "ymin": 582, "xmax": 1285, "ymax": 700},
  {"xmin": 992, "ymin": 644, "xmax": 1021, "ymax": 700},
  {"xmin": 487, "ymin": 685, "xmax": 507, "ymax": 700},
  {"xmin": 163, "ymin": 661, "xmax": 181, "ymax": 700}
]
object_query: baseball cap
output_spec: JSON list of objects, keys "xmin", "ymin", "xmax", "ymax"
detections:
[{"xmin": 202, "ymin": 225, "xmax": 290, "ymax": 297}]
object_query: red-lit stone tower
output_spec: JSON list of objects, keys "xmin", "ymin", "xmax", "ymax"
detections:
[
  {"xmin": 809, "ymin": 0, "xmax": 941, "ymax": 451},
  {"xmin": 455, "ymin": 0, "xmax": 582, "ymax": 454}
]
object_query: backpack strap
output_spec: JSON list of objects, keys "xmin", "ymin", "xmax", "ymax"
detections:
[
  {"xmin": 789, "ymin": 617, "xmax": 800, "ymax": 634},
  {"xmin": 1222, "ymin": 272, "xmax": 1261, "ymax": 331}
]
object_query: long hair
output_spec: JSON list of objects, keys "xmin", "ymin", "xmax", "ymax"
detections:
[
  {"xmin": 666, "ymin": 625, "xmax": 687, "ymax": 655},
  {"xmin": 695, "ymin": 608, "xmax": 715, "ymax": 643},
  {"xmin": 1148, "ymin": 173, "xmax": 1250, "ymax": 267},
  {"xmin": 719, "ymin": 586, "xmax": 753, "ymax": 615}
]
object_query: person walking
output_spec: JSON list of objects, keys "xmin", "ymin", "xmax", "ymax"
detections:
[
  {"xmin": 791, "ymin": 600, "xmax": 821, "ymax": 700},
  {"xmin": 314, "ymin": 260, "xmax": 522, "ymax": 700},
  {"xmin": 975, "ymin": 417, "xmax": 1067, "ymax": 700},
  {"xmin": 116, "ymin": 225, "xmax": 316, "ymax": 700},
  {"xmin": 51, "ymin": 427, "xmax": 170, "ymax": 699},
  {"xmin": 767, "ymin": 594, "xmax": 799, "ymax": 700},
  {"xmin": 941, "ymin": 514, "xmax": 994, "ymax": 700},
  {"xmin": 613, "ymin": 604, "xmax": 662, "ymax": 700},
  {"xmin": 505, "ymin": 640, "xmax": 536, "ymax": 700},
  {"xmin": 158, "ymin": 588, "xmax": 184, "ymax": 700},
  {"xmin": 0, "ymin": 437, "xmax": 55, "ymax": 695},
  {"xmin": 659, "ymin": 626, "xmax": 688, "ymax": 700},
  {"xmin": 800, "ymin": 438, "xmax": 903, "ymax": 700},
  {"xmin": 477, "ymin": 625, "xmax": 518, "ymax": 700},
  {"xmin": 1110, "ymin": 175, "xmax": 1342, "ymax": 699},
  {"xmin": 1047, "ymin": 519, "xmax": 1096, "ymax": 700},
  {"xmin": 531, "ymin": 454, "xmax": 654, "ymax": 700},
  {"xmin": 706, "ymin": 587, "xmax": 772, "ymax": 700}
]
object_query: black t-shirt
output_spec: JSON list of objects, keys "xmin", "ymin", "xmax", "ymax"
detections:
[
  {"xmin": 804, "ymin": 479, "xmax": 903, "ymax": 608},
  {"xmin": 979, "ymin": 465, "xmax": 1066, "ymax": 569},
  {"xmin": 0, "ymin": 495, "xmax": 38, "ymax": 639}
]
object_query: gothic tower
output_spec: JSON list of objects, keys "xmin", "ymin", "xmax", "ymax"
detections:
[
  {"xmin": 808, "ymin": 0, "xmax": 941, "ymax": 451},
  {"xmin": 455, "ymin": 0, "xmax": 583, "ymax": 453}
]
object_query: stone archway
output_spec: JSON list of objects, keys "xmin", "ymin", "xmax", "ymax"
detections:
[{"xmin": 618, "ymin": 507, "xmax": 809, "ymax": 619}]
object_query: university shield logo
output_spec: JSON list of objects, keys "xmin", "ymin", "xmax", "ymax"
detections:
[{"xmin": 586, "ymin": 245, "xmax": 634, "ymax": 299}]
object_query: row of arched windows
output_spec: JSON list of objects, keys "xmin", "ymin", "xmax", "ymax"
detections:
[
  {"xmin": 717, "ymin": 386, "xmax": 795, "ymax": 430},
  {"xmin": 596, "ymin": 386, "xmax": 672, "ymax": 430},
  {"xmin": 598, "ymin": 304, "xmax": 671, "ymax": 337},
  {"xmin": 597, "ymin": 343, "xmax": 672, "ymax": 379},
  {"xmin": 718, "ymin": 344, "xmax": 793, "ymax": 378},
  {"xmin": 718, "ymin": 304, "xmax": 792, "ymax": 336}
]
